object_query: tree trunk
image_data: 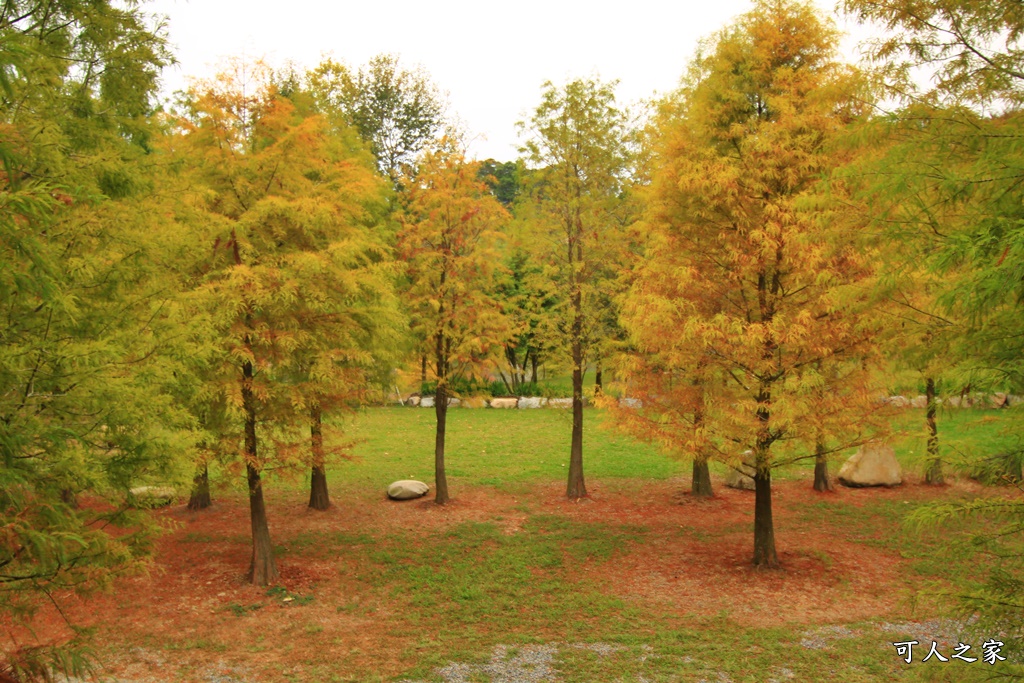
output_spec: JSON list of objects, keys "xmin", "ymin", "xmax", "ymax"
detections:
[
  {"xmin": 594, "ymin": 359, "xmax": 603, "ymax": 395},
  {"xmin": 752, "ymin": 370, "xmax": 778, "ymax": 568},
  {"xmin": 60, "ymin": 487, "xmax": 78, "ymax": 509},
  {"xmin": 434, "ymin": 380, "xmax": 450, "ymax": 505},
  {"xmin": 188, "ymin": 464, "xmax": 212, "ymax": 510},
  {"xmin": 567, "ymin": 358, "xmax": 586, "ymax": 498},
  {"xmin": 752, "ymin": 464, "xmax": 778, "ymax": 568},
  {"xmin": 925, "ymin": 377, "xmax": 943, "ymax": 485},
  {"xmin": 530, "ymin": 352, "xmax": 538, "ymax": 384},
  {"xmin": 691, "ymin": 456, "xmax": 713, "ymax": 497},
  {"xmin": 691, "ymin": 386, "xmax": 712, "ymax": 497},
  {"xmin": 813, "ymin": 440, "xmax": 833, "ymax": 492},
  {"xmin": 308, "ymin": 403, "xmax": 330, "ymax": 510},
  {"xmin": 420, "ymin": 353, "xmax": 427, "ymax": 385},
  {"xmin": 566, "ymin": 217, "xmax": 587, "ymax": 500},
  {"xmin": 242, "ymin": 359, "xmax": 278, "ymax": 585}
]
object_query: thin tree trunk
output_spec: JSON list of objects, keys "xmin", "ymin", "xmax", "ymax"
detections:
[
  {"xmin": 566, "ymin": 211, "xmax": 587, "ymax": 500},
  {"xmin": 188, "ymin": 464, "xmax": 212, "ymax": 510},
  {"xmin": 594, "ymin": 359, "xmax": 603, "ymax": 395},
  {"xmin": 752, "ymin": 465, "xmax": 778, "ymax": 568},
  {"xmin": 691, "ymin": 384, "xmax": 712, "ymax": 497},
  {"xmin": 243, "ymin": 359, "xmax": 278, "ymax": 585},
  {"xmin": 308, "ymin": 403, "xmax": 330, "ymax": 510},
  {"xmin": 813, "ymin": 440, "xmax": 833, "ymax": 492},
  {"xmin": 434, "ymin": 378, "xmax": 450, "ymax": 505},
  {"xmin": 567, "ymin": 356, "xmax": 586, "ymax": 498},
  {"xmin": 692, "ymin": 456, "xmax": 713, "ymax": 497},
  {"xmin": 60, "ymin": 487, "xmax": 78, "ymax": 509},
  {"xmin": 753, "ymin": 378, "xmax": 778, "ymax": 568},
  {"xmin": 530, "ymin": 352, "xmax": 538, "ymax": 384},
  {"xmin": 925, "ymin": 377, "xmax": 943, "ymax": 484},
  {"xmin": 420, "ymin": 353, "xmax": 427, "ymax": 385},
  {"xmin": 434, "ymin": 324, "xmax": 450, "ymax": 505}
]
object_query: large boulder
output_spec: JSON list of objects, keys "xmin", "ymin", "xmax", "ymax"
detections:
[
  {"xmin": 547, "ymin": 398, "xmax": 573, "ymax": 409},
  {"xmin": 724, "ymin": 452, "xmax": 756, "ymax": 491},
  {"xmin": 910, "ymin": 395, "xmax": 928, "ymax": 409},
  {"xmin": 387, "ymin": 480, "xmax": 430, "ymax": 500},
  {"xmin": 518, "ymin": 396, "xmax": 546, "ymax": 409},
  {"xmin": 420, "ymin": 396, "xmax": 435, "ymax": 408},
  {"xmin": 489, "ymin": 397, "xmax": 518, "ymax": 409},
  {"xmin": 619, "ymin": 397, "xmax": 642, "ymax": 409},
  {"xmin": 838, "ymin": 443, "xmax": 902, "ymax": 487}
]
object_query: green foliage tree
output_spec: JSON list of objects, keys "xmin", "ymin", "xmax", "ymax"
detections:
[
  {"xmin": 493, "ymin": 248, "xmax": 557, "ymax": 394},
  {"xmin": 477, "ymin": 159, "xmax": 521, "ymax": 207},
  {"xmin": 519, "ymin": 77, "xmax": 633, "ymax": 499},
  {"xmin": 0, "ymin": 0, "xmax": 196, "ymax": 678},
  {"xmin": 306, "ymin": 54, "xmax": 447, "ymax": 182},
  {"xmin": 845, "ymin": 0, "xmax": 1024, "ymax": 667}
]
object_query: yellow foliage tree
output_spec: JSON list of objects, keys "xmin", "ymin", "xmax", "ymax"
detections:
[
  {"xmin": 171, "ymin": 60, "xmax": 393, "ymax": 582},
  {"xmin": 622, "ymin": 0, "xmax": 885, "ymax": 567}
]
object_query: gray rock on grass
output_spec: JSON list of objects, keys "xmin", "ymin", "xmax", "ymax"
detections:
[
  {"xmin": 387, "ymin": 480, "xmax": 430, "ymax": 500},
  {"xmin": 518, "ymin": 396, "xmax": 546, "ymax": 409}
]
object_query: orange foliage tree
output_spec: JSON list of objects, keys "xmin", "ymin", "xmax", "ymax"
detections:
[
  {"xmin": 619, "ymin": 0, "xmax": 885, "ymax": 567},
  {"xmin": 398, "ymin": 141, "xmax": 510, "ymax": 505}
]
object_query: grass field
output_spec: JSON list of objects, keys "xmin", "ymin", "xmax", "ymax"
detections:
[{"xmin": 22, "ymin": 406, "xmax": 1024, "ymax": 682}]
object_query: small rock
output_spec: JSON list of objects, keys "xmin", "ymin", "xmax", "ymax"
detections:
[
  {"xmin": 387, "ymin": 480, "xmax": 430, "ymax": 500},
  {"xmin": 489, "ymin": 397, "xmax": 518, "ymax": 409},
  {"xmin": 725, "ymin": 451, "xmax": 757, "ymax": 490},
  {"xmin": 991, "ymin": 392, "xmax": 1009, "ymax": 409},
  {"xmin": 838, "ymin": 443, "xmax": 902, "ymax": 487},
  {"xmin": 910, "ymin": 395, "xmax": 928, "ymax": 409},
  {"xmin": 887, "ymin": 395, "xmax": 910, "ymax": 408},
  {"xmin": 406, "ymin": 395, "xmax": 420, "ymax": 407},
  {"xmin": 517, "ymin": 396, "xmax": 546, "ymax": 409},
  {"xmin": 619, "ymin": 397, "xmax": 642, "ymax": 409}
]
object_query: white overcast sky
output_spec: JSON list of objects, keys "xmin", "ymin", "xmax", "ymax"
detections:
[{"xmin": 146, "ymin": 0, "xmax": 878, "ymax": 161}]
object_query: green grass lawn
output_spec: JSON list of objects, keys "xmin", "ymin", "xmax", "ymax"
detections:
[
  {"xmin": 98, "ymin": 405, "xmax": 1023, "ymax": 683},
  {"xmin": 333, "ymin": 406, "xmax": 683, "ymax": 492},
  {"xmin": 291, "ymin": 404, "xmax": 1023, "ymax": 494}
]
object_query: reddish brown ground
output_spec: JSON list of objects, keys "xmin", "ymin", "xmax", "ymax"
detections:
[{"xmin": 6, "ymin": 475, "xmax": 985, "ymax": 681}]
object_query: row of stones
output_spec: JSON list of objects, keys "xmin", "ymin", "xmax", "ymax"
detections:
[
  {"xmin": 884, "ymin": 393, "xmax": 1022, "ymax": 409},
  {"xmin": 402, "ymin": 396, "xmax": 638, "ymax": 409},
  {"xmin": 403, "ymin": 393, "xmax": 1020, "ymax": 410}
]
